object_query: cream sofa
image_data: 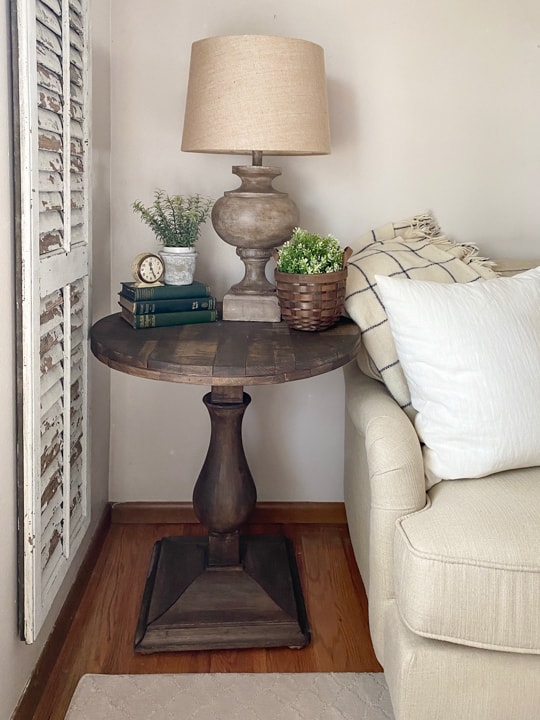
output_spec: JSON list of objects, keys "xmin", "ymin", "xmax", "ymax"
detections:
[{"xmin": 343, "ymin": 259, "xmax": 540, "ymax": 720}]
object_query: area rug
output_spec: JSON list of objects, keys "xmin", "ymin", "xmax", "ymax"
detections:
[{"xmin": 65, "ymin": 672, "xmax": 395, "ymax": 719}]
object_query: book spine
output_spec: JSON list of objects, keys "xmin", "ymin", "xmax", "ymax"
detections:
[
  {"xmin": 121, "ymin": 308, "xmax": 217, "ymax": 328},
  {"xmin": 119, "ymin": 295, "xmax": 216, "ymax": 314},
  {"xmin": 121, "ymin": 281, "xmax": 211, "ymax": 301}
]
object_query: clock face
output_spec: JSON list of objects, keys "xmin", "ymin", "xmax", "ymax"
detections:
[{"xmin": 132, "ymin": 252, "xmax": 165, "ymax": 284}]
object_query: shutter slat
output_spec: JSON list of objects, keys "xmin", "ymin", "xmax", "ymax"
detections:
[
  {"xmin": 41, "ymin": 381, "xmax": 63, "ymax": 419},
  {"xmin": 40, "ymin": 424, "xmax": 63, "ymax": 476},
  {"xmin": 70, "ymin": 27, "xmax": 83, "ymax": 52},
  {"xmin": 37, "ymin": 1, "xmax": 62, "ymax": 35},
  {"xmin": 37, "ymin": 64, "xmax": 62, "ymax": 95},
  {"xmin": 42, "ymin": 540, "xmax": 63, "ymax": 593},
  {"xmin": 69, "ymin": 224, "xmax": 84, "ymax": 245},
  {"xmin": 70, "ymin": 100, "xmax": 83, "ymax": 121},
  {"xmin": 69, "ymin": 0, "xmax": 83, "ymax": 15},
  {"xmin": 40, "ymin": 368, "xmax": 63, "ymax": 405},
  {"xmin": 39, "ymin": 170, "xmax": 63, "ymax": 192},
  {"xmin": 39, "ymin": 209, "xmax": 64, "ymax": 234},
  {"xmin": 37, "ymin": 20, "xmax": 62, "ymax": 55},
  {"xmin": 70, "ymin": 46, "xmax": 83, "ymax": 70},
  {"xmin": 40, "ymin": 323, "xmax": 62, "ymax": 355},
  {"xmin": 70, "ymin": 118, "xmax": 83, "ymax": 138},
  {"xmin": 38, "ymin": 130, "xmax": 62, "ymax": 152},
  {"xmin": 39, "ymin": 148, "xmax": 62, "ymax": 173},
  {"xmin": 70, "ymin": 396, "xmax": 83, "ymax": 429},
  {"xmin": 41, "ymin": 398, "xmax": 63, "ymax": 433},
  {"xmin": 40, "ymin": 191, "xmax": 63, "ymax": 212},
  {"xmin": 38, "ymin": 107, "xmax": 62, "ymax": 134},
  {"xmin": 41, "ymin": 465, "xmax": 62, "ymax": 511},
  {"xmin": 37, "ymin": 39, "xmax": 62, "ymax": 74},
  {"xmin": 70, "ymin": 63, "xmax": 82, "ymax": 87},
  {"xmin": 71, "ymin": 137, "xmax": 83, "ymax": 156},
  {"xmin": 41, "ymin": 0, "xmax": 62, "ymax": 16},
  {"xmin": 38, "ymin": 87, "xmax": 62, "ymax": 113},
  {"xmin": 40, "ymin": 302, "xmax": 62, "ymax": 332},
  {"xmin": 70, "ymin": 83, "xmax": 83, "ymax": 104},
  {"xmin": 70, "ymin": 191, "xmax": 84, "ymax": 210},
  {"xmin": 41, "ymin": 341, "xmax": 63, "ymax": 375},
  {"xmin": 69, "ymin": 7, "xmax": 83, "ymax": 33},
  {"xmin": 70, "ymin": 156, "xmax": 83, "ymax": 173},
  {"xmin": 70, "ymin": 208, "xmax": 83, "ymax": 228},
  {"xmin": 41, "ymin": 513, "xmax": 63, "ymax": 569}
]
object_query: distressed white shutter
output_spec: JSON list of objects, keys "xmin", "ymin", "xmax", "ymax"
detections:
[{"xmin": 13, "ymin": 0, "xmax": 91, "ymax": 642}]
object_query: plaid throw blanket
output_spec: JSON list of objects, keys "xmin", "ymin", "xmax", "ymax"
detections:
[{"xmin": 344, "ymin": 213, "xmax": 498, "ymax": 417}]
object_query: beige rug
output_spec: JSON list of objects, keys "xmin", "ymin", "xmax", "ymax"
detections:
[{"xmin": 65, "ymin": 672, "xmax": 394, "ymax": 719}]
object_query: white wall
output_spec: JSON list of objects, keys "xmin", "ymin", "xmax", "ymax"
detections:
[
  {"xmin": 1, "ymin": 1, "xmax": 111, "ymax": 717},
  {"xmin": 108, "ymin": 0, "xmax": 540, "ymax": 504}
]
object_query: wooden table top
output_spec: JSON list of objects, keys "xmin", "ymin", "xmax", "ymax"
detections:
[{"xmin": 90, "ymin": 313, "xmax": 362, "ymax": 387}]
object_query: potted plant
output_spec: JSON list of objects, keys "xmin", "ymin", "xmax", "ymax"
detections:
[
  {"xmin": 273, "ymin": 227, "xmax": 352, "ymax": 331},
  {"xmin": 132, "ymin": 190, "xmax": 213, "ymax": 285}
]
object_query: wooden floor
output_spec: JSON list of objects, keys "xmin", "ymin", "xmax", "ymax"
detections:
[{"xmin": 32, "ymin": 519, "xmax": 381, "ymax": 720}]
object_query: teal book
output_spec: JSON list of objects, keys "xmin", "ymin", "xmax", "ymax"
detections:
[
  {"xmin": 118, "ymin": 293, "xmax": 216, "ymax": 315},
  {"xmin": 120, "ymin": 280, "xmax": 211, "ymax": 301},
  {"xmin": 120, "ymin": 307, "xmax": 217, "ymax": 329}
]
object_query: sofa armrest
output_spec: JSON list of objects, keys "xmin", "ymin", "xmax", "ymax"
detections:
[
  {"xmin": 344, "ymin": 362, "xmax": 425, "ymax": 511},
  {"xmin": 343, "ymin": 361, "xmax": 426, "ymax": 662},
  {"xmin": 493, "ymin": 259, "xmax": 538, "ymax": 276}
]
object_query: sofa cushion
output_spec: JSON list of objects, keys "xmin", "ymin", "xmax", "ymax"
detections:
[
  {"xmin": 376, "ymin": 267, "xmax": 540, "ymax": 486},
  {"xmin": 394, "ymin": 467, "xmax": 540, "ymax": 653}
]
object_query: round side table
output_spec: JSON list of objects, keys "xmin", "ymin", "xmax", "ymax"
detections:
[{"xmin": 91, "ymin": 314, "xmax": 361, "ymax": 653}]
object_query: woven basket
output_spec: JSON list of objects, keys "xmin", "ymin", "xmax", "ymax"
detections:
[{"xmin": 274, "ymin": 247, "xmax": 352, "ymax": 331}]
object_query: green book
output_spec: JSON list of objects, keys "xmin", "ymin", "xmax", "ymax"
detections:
[
  {"xmin": 120, "ymin": 279, "xmax": 211, "ymax": 301},
  {"xmin": 118, "ymin": 293, "xmax": 216, "ymax": 315},
  {"xmin": 120, "ymin": 307, "xmax": 218, "ymax": 329}
]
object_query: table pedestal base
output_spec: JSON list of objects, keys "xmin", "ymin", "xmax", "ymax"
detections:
[{"xmin": 134, "ymin": 535, "xmax": 310, "ymax": 653}]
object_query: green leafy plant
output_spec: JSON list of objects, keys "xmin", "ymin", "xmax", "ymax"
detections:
[
  {"xmin": 276, "ymin": 227, "xmax": 345, "ymax": 274},
  {"xmin": 132, "ymin": 190, "xmax": 213, "ymax": 248}
]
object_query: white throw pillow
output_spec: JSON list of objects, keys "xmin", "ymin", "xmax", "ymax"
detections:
[{"xmin": 376, "ymin": 268, "xmax": 540, "ymax": 487}]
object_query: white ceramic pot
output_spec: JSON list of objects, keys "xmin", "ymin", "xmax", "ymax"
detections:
[{"xmin": 160, "ymin": 247, "xmax": 198, "ymax": 285}]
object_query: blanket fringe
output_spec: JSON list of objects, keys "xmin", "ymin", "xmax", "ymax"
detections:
[
  {"xmin": 373, "ymin": 211, "xmax": 498, "ymax": 273},
  {"xmin": 350, "ymin": 211, "xmax": 498, "ymax": 276},
  {"xmin": 428, "ymin": 236, "xmax": 498, "ymax": 270},
  {"xmin": 395, "ymin": 212, "xmax": 442, "ymax": 241}
]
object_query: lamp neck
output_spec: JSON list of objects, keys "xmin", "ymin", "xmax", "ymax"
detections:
[{"xmin": 252, "ymin": 150, "xmax": 263, "ymax": 166}]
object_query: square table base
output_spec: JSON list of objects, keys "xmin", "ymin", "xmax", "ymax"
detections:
[{"xmin": 134, "ymin": 535, "xmax": 310, "ymax": 653}]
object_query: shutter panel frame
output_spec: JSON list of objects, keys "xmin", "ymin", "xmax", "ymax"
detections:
[{"xmin": 12, "ymin": 0, "xmax": 91, "ymax": 643}]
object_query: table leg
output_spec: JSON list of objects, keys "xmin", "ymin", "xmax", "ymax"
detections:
[
  {"xmin": 134, "ymin": 385, "xmax": 310, "ymax": 653},
  {"xmin": 193, "ymin": 387, "xmax": 255, "ymax": 566}
]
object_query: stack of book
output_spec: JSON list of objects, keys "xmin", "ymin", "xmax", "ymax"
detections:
[{"xmin": 118, "ymin": 280, "xmax": 218, "ymax": 329}]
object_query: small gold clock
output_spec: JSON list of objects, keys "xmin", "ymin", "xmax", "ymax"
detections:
[{"xmin": 131, "ymin": 252, "xmax": 165, "ymax": 286}]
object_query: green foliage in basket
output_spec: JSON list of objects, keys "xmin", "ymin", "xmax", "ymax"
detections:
[
  {"xmin": 276, "ymin": 227, "xmax": 345, "ymax": 274},
  {"xmin": 132, "ymin": 190, "xmax": 213, "ymax": 247}
]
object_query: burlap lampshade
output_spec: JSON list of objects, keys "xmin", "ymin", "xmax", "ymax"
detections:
[{"xmin": 181, "ymin": 35, "xmax": 330, "ymax": 156}]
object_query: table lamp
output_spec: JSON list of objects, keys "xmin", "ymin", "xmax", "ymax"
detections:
[{"xmin": 181, "ymin": 35, "xmax": 331, "ymax": 321}]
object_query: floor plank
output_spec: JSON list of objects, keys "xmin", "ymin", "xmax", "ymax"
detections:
[{"xmin": 31, "ymin": 521, "xmax": 381, "ymax": 720}]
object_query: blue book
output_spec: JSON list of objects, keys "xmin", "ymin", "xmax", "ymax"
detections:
[
  {"xmin": 120, "ymin": 279, "xmax": 211, "ymax": 301},
  {"xmin": 120, "ymin": 307, "xmax": 217, "ymax": 329},
  {"xmin": 118, "ymin": 293, "xmax": 216, "ymax": 314}
]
